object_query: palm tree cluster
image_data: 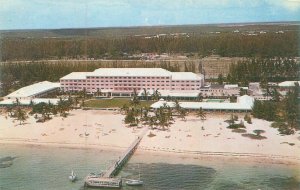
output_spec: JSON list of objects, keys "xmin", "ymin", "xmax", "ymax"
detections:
[
  {"xmin": 140, "ymin": 88, "xmax": 161, "ymax": 101},
  {"xmin": 227, "ymin": 58, "xmax": 299, "ymax": 85},
  {"xmin": 30, "ymin": 97, "xmax": 73, "ymax": 122},
  {"xmin": 122, "ymin": 96, "xmax": 208, "ymax": 130},
  {"xmin": 5, "ymin": 98, "xmax": 28, "ymax": 125},
  {"xmin": 252, "ymin": 83, "xmax": 299, "ymax": 134}
]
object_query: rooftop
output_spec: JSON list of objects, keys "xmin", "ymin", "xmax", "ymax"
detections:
[
  {"xmin": 60, "ymin": 72, "xmax": 91, "ymax": 80},
  {"xmin": 60, "ymin": 68, "xmax": 204, "ymax": 80},
  {"xmin": 138, "ymin": 89, "xmax": 199, "ymax": 98},
  {"xmin": 171, "ymin": 72, "xmax": 203, "ymax": 80},
  {"xmin": 5, "ymin": 81, "xmax": 60, "ymax": 98},
  {"xmin": 90, "ymin": 68, "xmax": 171, "ymax": 77},
  {"xmin": 278, "ymin": 81, "xmax": 300, "ymax": 87},
  {"xmin": 151, "ymin": 95, "xmax": 254, "ymax": 111}
]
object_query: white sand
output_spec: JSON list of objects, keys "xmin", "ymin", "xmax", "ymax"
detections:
[{"xmin": 1, "ymin": 109, "xmax": 299, "ymax": 164}]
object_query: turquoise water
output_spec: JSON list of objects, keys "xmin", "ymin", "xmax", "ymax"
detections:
[
  {"xmin": 206, "ymin": 99, "xmax": 225, "ymax": 103},
  {"xmin": 0, "ymin": 144, "xmax": 299, "ymax": 190}
]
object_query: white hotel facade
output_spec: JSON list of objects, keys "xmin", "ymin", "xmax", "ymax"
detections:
[{"xmin": 60, "ymin": 68, "xmax": 204, "ymax": 96}]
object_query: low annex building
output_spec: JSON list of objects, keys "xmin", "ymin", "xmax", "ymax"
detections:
[
  {"xmin": 0, "ymin": 81, "xmax": 60, "ymax": 106},
  {"xmin": 151, "ymin": 95, "xmax": 255, "ymax": 112},
  {"xmin": 4, "ymin": 81, "xmax": 60, "ymax": 100},
  {"xmin": 60, "ymin": 68, "xmax": 204, "ymax": 96}
]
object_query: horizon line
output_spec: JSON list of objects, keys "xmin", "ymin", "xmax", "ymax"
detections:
[{"xmin": 1, "ymin": 20, "xmax": 300, "ymax": 31}]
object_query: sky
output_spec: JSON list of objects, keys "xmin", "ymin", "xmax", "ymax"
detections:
[{"xmin": 0, "ymin": 0, "xmax": 300, "ymax": 30}]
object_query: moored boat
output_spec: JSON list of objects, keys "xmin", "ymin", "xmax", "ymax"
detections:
[
  {"xmin": 69, "ymin": 170, "xmax": 77, "ymax": 182},
  {"xmin": 84, "ymin": 173, "xmax": 122, "ymax": 188},
  {"xmin": 125, "ymin": 179, "xmax": 143, "ymax": 186}
]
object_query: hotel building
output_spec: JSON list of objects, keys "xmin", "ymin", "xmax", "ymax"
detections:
[{"xmin": 60, "ymin": 68, "xmax": 204, "ymax": 96}]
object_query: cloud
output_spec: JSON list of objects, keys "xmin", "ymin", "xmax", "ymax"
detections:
[{"xmin": 281, "ymin": 0, "xmax": 300, "ymax": 11}]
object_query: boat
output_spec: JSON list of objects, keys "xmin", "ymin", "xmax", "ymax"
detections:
[
  {"xmin": 125, "ymin": 179, "xmax": 143, "ymax": 186},
  {"xmin": 126, "ymin": 164, "xmax": 143, "ymax": 186},
  {"xmin": 69, "ymin": 170, "xmax": 77, "ymax": 182},
  {"xmin": 84, "ymin": 173, "xmax": 122, "ymax": 188}
]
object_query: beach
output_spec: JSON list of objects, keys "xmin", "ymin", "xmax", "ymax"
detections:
[{"xmin": 0, "ymin": 109, "xmax": 300, "ymax": 165}]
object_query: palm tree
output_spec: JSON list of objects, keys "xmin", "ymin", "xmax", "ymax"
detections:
[
  {"xmin": 15, "ymin": 98, "xmax": 20, "ymax": 106},
  {"xmin": 196, "ymin": 107, "xmax": 206, "ymax": 127},
  {"xmin": 197, "ymin": 93, "xmax": 203, "ymax": 102},
  {"xmin": 6, "ymin": 106, "xmax": 13, "ymax": 117},
  {"xmin": 151, "ymin": 89, "xmax": 161, "ymax": 101},
  {"xmin": 96, "ymin": 88, "xmax": 102, "ymax": 97},
  {"xmin": 142, "ymin": 88, "xmax": 149, "ymax": 101},
  {"xmin": 129, "ymin": 89, "xmax": 139, "ymax": 107},
  {"xmin": 15, "ymin": 107, "xmax": 28, "ymax": 125},
  {"xmin": 121, "ymin": 104, "xmax": 129, "ymax": 114},
  {"xmin": 79, "ymin": 88, "xmax": 87, "ymax": 107},
  {"xmin": 174, "ymin": 99, "xmax": 181, "ymax": 114},
  {"xmin": 148, "ymin": 116, "xmax": 156, "ymax": 129},
  {"xmin": 179, "ymin": 108, "xmax": 187, "ymax": 121}
]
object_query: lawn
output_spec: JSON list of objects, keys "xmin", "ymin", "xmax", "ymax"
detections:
[{"xmin": 84, "ymin": 98, "xmax": 153, "ymax": 108}]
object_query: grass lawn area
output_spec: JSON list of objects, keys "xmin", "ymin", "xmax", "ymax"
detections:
[{"xmin": 84, "ymin": 98, "xmax": 153, "ymax": 108}]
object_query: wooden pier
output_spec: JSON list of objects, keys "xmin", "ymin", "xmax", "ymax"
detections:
[
  {"xmin": 84, "ymin": 128, "xmax": 148, "ymax": 188},
  {"xmin": 103, "ymin": 128, "xmax": 148, "ymax": 178}
]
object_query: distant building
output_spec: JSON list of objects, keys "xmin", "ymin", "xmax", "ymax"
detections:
[
  {"xmin": 60, "ymin": 68, "xmax": 204, "ymax": 97},
  {"xmin": 0, "ymin": 81, "xmax": 61, "ymax": 106},
  {"xmin": 248, "ymin": 82, "xmax": 271, "ymax": 101},
  {"xmin": 277, "ymin": 81, "xmax": 300, "ymax": 96},
  {"xmin": 4, "ymin": 81, "xmax": 60, "ymax": 101},
  {"xmin": 199, "ymin": 84, "xmax": 240, "ymax": 98},
  {"xmin": 138, "ymin": 89, "xmax": 200, "ymax": 100},
  {"xmin": 151, "ymin": 95, "xmax": 254, "ymax": 112},
  {"xmin": 278, "ymin": 81, "xmax": 300, "ymax": 87}
]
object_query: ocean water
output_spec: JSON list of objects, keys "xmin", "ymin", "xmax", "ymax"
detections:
[{"xmin": 0, "ymin": 144, "xmax": 299, "ymax": 190}]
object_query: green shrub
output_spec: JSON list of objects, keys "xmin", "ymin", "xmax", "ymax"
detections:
[
  {"xmin": 278, "ymin": 126, "xmax": 295, "ymax": 135},
  {"xmin": 227, "ymin": 123, "xmax": 245, "ymax": 129},
  {"xmin": 232, "ymin": 128, "xmax": 247, "ymax": 133},
  {"xmin": 242, "ymin": 133, "xmax": 267, "ymax": 140}
]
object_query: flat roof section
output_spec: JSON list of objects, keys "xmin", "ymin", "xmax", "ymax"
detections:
[
  {"xmin": 60, "ymin": 72, "xmax": 91, "ymax": 80},
  {"xmin": 171, "ymin": 72, "xmax": 203, "ymax": 80},
  {"xmin": 5, "ymin": 81, "xmax": 60, "ymax": 99},
  {"xmin": 151, "ymin": 95, "xmax": 254, "ymax": 111},
  {"xmin": 89, "ymin": 68, "xmax": 172, "ymax": 77}
]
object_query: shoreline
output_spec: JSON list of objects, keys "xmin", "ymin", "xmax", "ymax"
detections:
[
  {"xmin": 1, "ymin": 109, "xmax": 300, "ymax": 166},
  {"xmin": 1, "ymin": 139, "xmax": 299, "ymax": 166}
]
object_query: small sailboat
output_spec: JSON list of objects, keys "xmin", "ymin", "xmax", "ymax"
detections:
[
  {"xmin": 126, "ymin": 179, "xmax": 143, "ymax": 186},
  {"xmin": 126, "ymin": 164, "xmax": 143, "ymax": 186},
  {"xmin": 69, "ymin": 170, "xmax": 77, "ymax": 182}
]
